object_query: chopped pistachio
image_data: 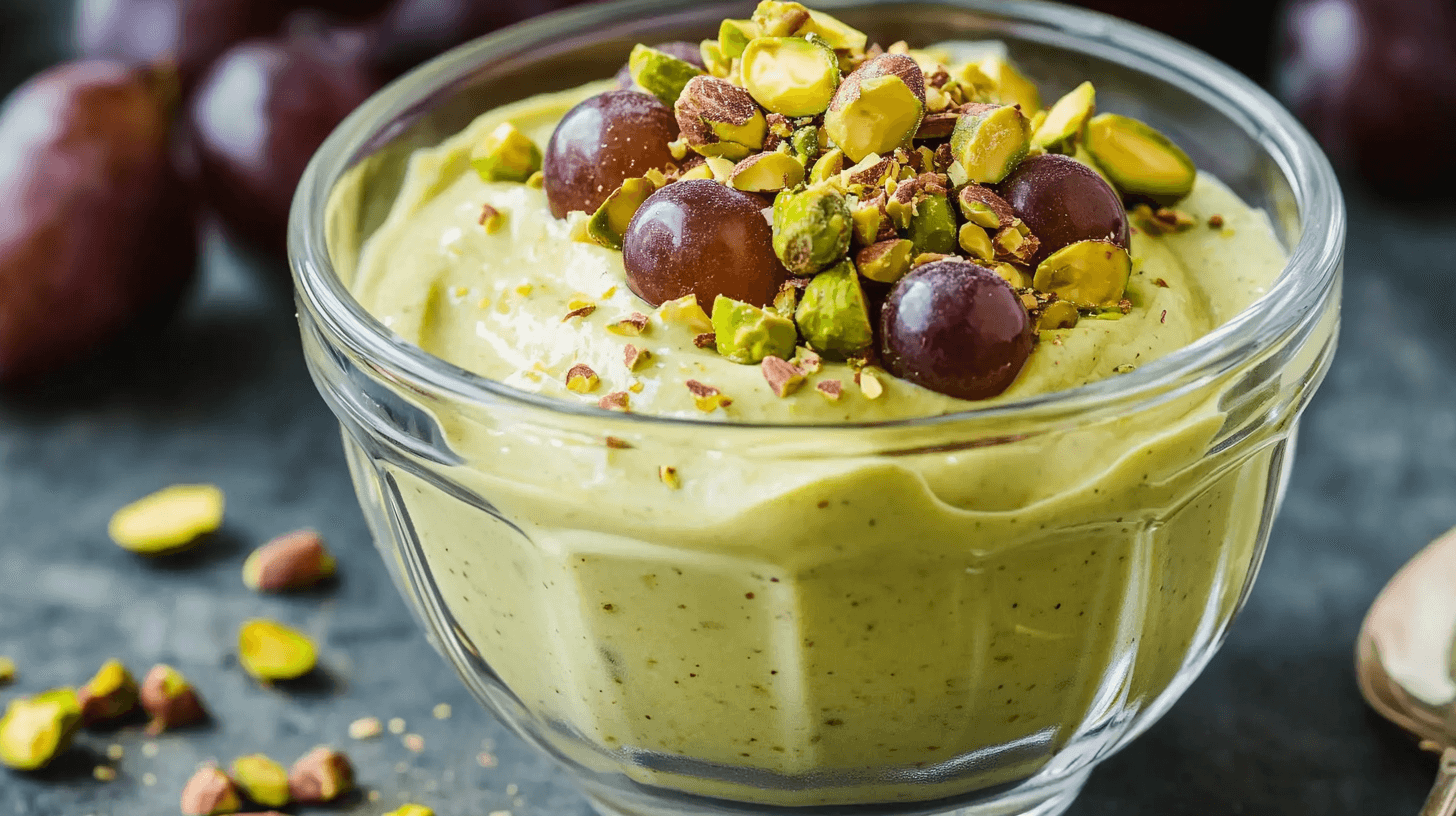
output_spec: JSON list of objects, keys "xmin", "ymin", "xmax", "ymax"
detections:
[
  {"xmin": 1084, "ymin": 113, "xmax": 1197, "ymax": 202},
  {"xmin": 288, "ymin": 746, "xmax": 355, "ymax": 804},
  {"xmin": 712, "ymin": 296, "xmax": 798, "ymax": 364},
  {"xmin": 659, "ymin": 465, "xmax": 681, "ymax": 489},
  {"xmin": 742, "ymin": 36, "xmax": 841, "ymax": 116},
  {"xmin": 624, "ymin": 344, "xmax": 653, "ymax": 372},
  {"xmin": 771, "ymin": 186, "xmax": 852, "ymax": 275},
  {"xmin": 956, "ymin": 184, "xmax": 1015, "ymax": 229},
  {"xmin": 751, "ymin": 1, "xmax": 812, "ymax": 36},
  {"xmin": 950, "ymin": 103, "xmax": 1030, "ymax": 184},
  {"xmin": 809, "ymin": 148, "xmax": 845, "ymax": 184},
  {"xmin": 676, "ymin": 76, "xmax": 768, "ymax": 160},
  {"xmin": 478, "ymin": 203, "xmax": 506, "ymax": 233},
  {"xmin": 719, "ymin": 19, "xmax": 761, "ymax": 58},
  {"xmin": 850, "ymin": 194, "xmax": 886, "ymax": 246},
  {"xmin": 798, "ymin": 7, "xmax": 867, "ymax": 52},
  {"xmin": 598, "ymin": 391, "xmax": 631, "ymax": 412},
  {"xmin": 0, "ymin": 689, "xmax": 81, "ymax": 771},
  {"xmin": 657, "ymin": 295, "xmax": 714, "ymax": 334},
  {"xmin": 977, "ymin": 54, "xmax": 1042, "ymax": 112},
  {"xmin": 993, "ymin": 219, "xmax": 1040, "ymax": 265},
  {"xmin": 957, "ymin": 222, "xmax": 995, "ymax": 261},
  {"xmin": 587, "ymin": 177, "xmax": 657, "ymax": 250},
  {"xmin": 238, "ymin": 619, "xmax": 318, "ymax": 682},
  {"xmin": 1038, "ymin": 300, "xmax": 1080, "ymax": 330},
  {"xmin": 1031, "ymin": 81, "xmax": 1096, "ymax": 154},
  {"xmin": 1033, "ymin": 239, "xmax": 1132, "ymax": 308},
  {"xmin": 907, "ymin": 193, "xmax": 957, "ymax": 256},
  {"xmin": 792, "ymin": 346, "xmax": 823, "ymax": 374},
  {"xmin": 772, "ymin": 279, "xmax": 806, "ymax": 315},
  {"xmin": 816, "ymin": 379, "xmax": 843, "ymax": 400},
  {"xmin": 108, "ymin": 484, "xmax": 224, "ymax": 556},
  {"xmin": 856, "ymin": 238, "xmax": 914, "ymax": 283},
  {"xmin": 859, "ymin": 367, "xmax": 885, "ymax": 399},
  {"xmin": 701, "ymin": 39, "xmax": 732, "ymax": 77},
  {"xmin": 761, "ymin": 356, "xmax": 807, "ymax": 397},
  {"xmin": 139, "ymin": 664, "xmax": 206, "ymax": 734},
  {"xmin": 565, "ymin": 364, "xmax": 601, "ymax": 394},
  {"xmin": 233, "ymin": 753, "xmax": 290, "ymax": 808},
  {"xmin": 795, "ymin": 259, "xmax": 875, "ymax": 359},
  {"xmin": 685, "ymin": 380, "xmax": 733, "ymax": 412},
  {"xmin": 78, "ymin": 659, "xmax": 139, "ymax": 727},
  {"xmin": 180, "ymin": 765, "xmax": 242, "ymax": 816},
  {"xmin": 824, "ymin": 54, "xmax": 925, "ymax": 162},
  {"xmin": 729, "ymin": 150, "xmax": 806, "ymax": 192},
  {"xmin": 790, "ymin": 126, "xmax": 819, "ymax": 161},
  {"xmin": 629, "ymin": 44, "xmax": 705, "ymax": 105},
  {"xmin": 525, "ymin": 170, "xmax": 545, "ymax": 189},
  {"xmin": 470, "ymin": 122, "xmax": 542, "ymax": 183}
]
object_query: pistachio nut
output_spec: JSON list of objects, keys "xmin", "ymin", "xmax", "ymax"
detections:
[
  {"xmin": 742, "ymin": 36, "xmax": 841, "ymax": 116},
  {"xmin": 993, "ymin": 262, "xmax": 1033, "ymax": 289},
  {"xmin": 798, "ymin": 7, "xmax": 868, "ymax": 53},
  {"xmin": 180, "ymin": 765, "xmax": 242, "ymax": 816},
  {"xmin": 790, "ymin": 125, "xmax": 819, "ymax": 161},
  {"xmin": 772, "ymin": 279, "xmax": 805, "ymax": 315},
  {"xmin": 856, "ymin": 238, "xmax": 914, "ymax": 283},
  {"xmin": 108, "ymin": 484, "xmax": 224, "ymax": 556},
  {"xmin": 824, "ymin": 54, "xmax": 926, "ymax": 163},
  {"xmin": 808, "ymin": 147, "xmax": 845, "ymax": 184},
  {"xmin": 232, "ymin": 754, "xmax": 291, "ymax": 808},
  {"xmin": 1032, "ymin": 239, "xmax": 1132, "ymax": 308},
  {"xmin": 850, "ymin": 193, "xmax": 887, "ymax": 246},
  {"xmin": 907, "ymin": 193, "xmax": 957, "ymax": 256},
  {"xmin": 0, "ymin": 688, "xmax": 81, "ymax": 771},
  {"xmin": 1084, "ymin": 113, "xmax": 1196, "ymax": 202},
  {"xmin": 629, "ymin": 44, "xmax": 705, "ymax": 106},
  {"xmin": 78, "ymin": 659, "xmax": 139, "ymax": 727},
  {"xmin": 675, "ymin": 76, "xmax": 768, "ymax": 161},
  {"xmin": 587, "ymin": 177, "xmax": 657, "ymax": 250},
  {"xmin": 243, "ymin": 529, "xmax": 336, "ymax": 593},
  {"xmin": 952, "ymin": 61, "xmax": 998, "ymax": 103},
  {"xmin": 700, "ymin": 40, "xmax": 732, "ymax": 78},
  {"xmin": 712, "ymin": 295, "xmax": 798, "ymax": 364},
  {"xmin": 840, "ymin": 152, "xmax": 895, "ymax": 190},
  {"xmin": 957, "ymin": 222, "xmax": 995, "ymax": 261},
  {"xmin": 950, "ymin": 102, "xmax": 1031, "ymax": 184},
  {"xmin": 139, "ymin": 664, "xmax": 207, "ymax": 734},
  {"xmin": 656, "ymin": 294, "xmax": 715, "ymax": 334},
  {"xmin": 1031, "ymin": 81, "xmax": 1095, "ymax": 154},
  {"xmin": 771, "ymin": 186, "xmax": 852, "ymax": 274},
  {"xmin": 718, "ymin": 19, "xmax": 761, "ymax": 59},
  {"xmin": 238, "ymin": 619, "xmax": 318, "ymax": 683},
  {"xmin": 993, "ymin": 218, "xmax": 1040, "ymax": 264},
  {"xmin": 794, "ymin": 259, "xmax": 875, "ymax": 359},
  {"xmin": 915, "ymin": 111, "xmax": 960, "ymax": 140},
  {"xmin": 386, "ymin": 806, "xmax": 436, "ymax": 816},
  {"xmin": 977, "ymin": 53, "xmax": 1042, "ymax": 112},
  {"xmin": 470, "ymin": 122, "xmax": 542, "ymax": 184},
  {"xmin": 729, "ymin": 150, "xmax": 806, "ymax": 192},
  {"xmin": 677, "ymin": 161, "xmax": 716, "ymax": 182},
  {"xmin": 956, "ymin": 184, "xmax": 1015, "ymax": 229},
  {"xmin": 1038, "ymin": 300, "xmax": 1080, "ymax": 330},
  {"xmin": 288, "ymin": 746, "xmax": 355, "ymax": 804}
]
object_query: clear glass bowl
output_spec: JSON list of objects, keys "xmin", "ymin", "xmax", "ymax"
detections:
[{"xmin": 289, "ymin": 2, "xmax": 1344, "ymax": 814}]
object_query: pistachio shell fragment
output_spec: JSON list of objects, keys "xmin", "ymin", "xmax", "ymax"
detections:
[
  {"xmin": 977, "ymin": 54, "xmax": 1042, "ymax": 113},
  {"xmin": 742, "ymin": 36, "xmax": 841, "ymax": 116},
  {"xmin": 794, "ymin": 259, "xmax": 875, "ymax": 359},
  {"xmin": 233, "ymin": 754, "xmax": 291, "ymax": 808},
  {"xmin": 856, "ymin": 238, "xmax": 914, "ymax": 283},
  {"xmin": 790, "ymin": 126, "xmax": 819, "ymax": 160},
  {"xmin": 657, "ymin": 294, "xmax": 714, "ymax": 334},
  {"xmin": 850, "ymin": 196, "xmax": 885, "ymax": 246},
  {"xmin": 1038, "ymin": 300, "xmax": 1080, "ymax": 330},
  {"xmin": 1031, "ymin": 81, "xmax": 1095, "ymax": 154},
  {"xmin": 588, "ymin": 177, "xmax": 658, "ymax": 250},
  {"xmin": 676, "ymin": 76, "xmax": 768, "ymax": 161},
  {"xmin": 470, "ymin": 122, "xmax": 542, "ymax": 183},
  {"xmin": 907, "ymin": 193, "xmax": 957, "ymax": 256},
  {"xmin": 1084, "ymin": 113, "xmax": 1196, "ymax": 202},
  {"xmin": 729, "ymin": 150, "xmax": 805, "ymax": 192},
  {"xmin": 950, "ymin": 103, "xmax": 1031, "ymax": 184},
  {"xmin": 712, "ymin": 295, "xmax": 798, "ymax": 364},
  {"xmin": 629, "ymin": 44, "xmax": 706, "ymax": 106},
  {"xmin": 78, "ymin": 659, "xmax": 139, "ymax": 727},
  {"xmin": 824, "ymin": 54, "xmax": 925, "ymax": 163},
  {"xmin": 771, "ymin": 186, "xmax": 852, "ymax": 275},
  {"xmin": 0, "ymin": 689, "xmax": 81, "ymax": 770},
  {"xmin": 108, "ymin": 484, "xmax": 224, "ymax": 555},
  {"xmin": 1032, "ymin": 239, "xmax": 1132, "ymax": 308},
  {"xmin": 238, "ymin": 619, "xmax": 318, "ymax": 683},
  {"xmin": 958, "ymin": 222, "xmax": 995, "ymax": 261},
  {"xmin": 993, "ymin": 219, "xmax": 1040, "ymax": 264},
  {"xmin": 700, "ymin": 40, "xmax": 731, "ymax": 77}
]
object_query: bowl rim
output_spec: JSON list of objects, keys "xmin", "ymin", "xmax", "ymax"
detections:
[{"xmin": 289, "ymin": 0, "xmax": 1344, "ymax": 434}]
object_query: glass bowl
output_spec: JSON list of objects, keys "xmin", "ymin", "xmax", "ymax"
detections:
[{"xmin": 289, "ymin": 2, "xmax": 1344, "ymax": 814}]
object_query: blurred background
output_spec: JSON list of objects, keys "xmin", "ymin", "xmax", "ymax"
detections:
[{"xmin": 2, "ymin": 1, "xmax": 1455, "ymax": 815}]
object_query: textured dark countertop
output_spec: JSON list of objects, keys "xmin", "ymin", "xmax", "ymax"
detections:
[{"xmin": 3, "ymin": 3, "xmax": 1455, "ymax": 815}]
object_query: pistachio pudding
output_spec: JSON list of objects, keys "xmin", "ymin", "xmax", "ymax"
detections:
[{"xmin": 315, "ymin": 2, "xmax": 1340, "ymax": 814}]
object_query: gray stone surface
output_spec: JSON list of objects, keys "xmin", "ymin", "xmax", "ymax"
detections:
[{"xmin": 2, "ymin": 3, "xmax": 1452, "ymax": 814}]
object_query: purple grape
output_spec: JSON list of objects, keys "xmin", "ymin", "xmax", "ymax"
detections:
[
  {"xmin": 998, "ymin": 154, "xmax": 1129, "ymax": 265},
  {"xmin": 542, "ymin": 90, "xmax": 680, "ymax": 218}
]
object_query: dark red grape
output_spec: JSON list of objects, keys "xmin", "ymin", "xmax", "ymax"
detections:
[
  {"xmin": 879, "ymin": 260, "xmax": 1033, "ymax": 401},
  {"xmin": 615, "ymin": 41, "xmax": 706, "ymax": 90},
  {"xmin": 543, "ymin": 90, "xmax": 679, "ymax": 218},
  {"xmin": 1277, "ymin": 0, "xmax": 1456, "ymax": 198},
  {"xmin": 622, "ymin": 180, "xmax": 788, "ymax": 313},
  {"xmin": 186, "ymin": 27, "xmax": 385, "ymax": 257},
  {"xmin": 998, "ymin": 154, "xmax": 1128, "ymax": 265},
  {"xmin": 73, "ymin": 0, "xmax": 291, "ymax": 88},
  {"xmin": 0, "ymin": 61, "xmax": 196, "ymax": 384}
]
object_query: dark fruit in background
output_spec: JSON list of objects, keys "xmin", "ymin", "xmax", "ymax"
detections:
[
  {"xmin": 623, "ymin": 180, "xmax": 788, "ymax": 313},
  {"xmin": 999, "ymin": 154, "xmax": 1129, "ymax": 265},
  {"xmin": 1277, "ymin": 0, "xmax": 1456, "ymax": 198},
  {"xmin": 543, "ymin": 90, "xmax": 679, "ymax": 218},
  {"xmin": 186, "ymin": 27, "xmax": 385, "ymax": 257},
  {"xmin": 0, "ymin": 61, "xmax": 196, "ymax": 384},
  {"xmin": 880, "ymin": 260, "xmax": 1033, "ymax": 401},
  {"xmin": 616, "ymin": 41, "xmax": 706, "ymax": 90},
  {"xmin": 370, "ymin": 0, "xmax": 595, "ymax": 78}
]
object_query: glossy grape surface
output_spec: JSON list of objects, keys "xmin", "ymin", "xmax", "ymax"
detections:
[
  {"xmin": 999, "ymin": 154, "xmax": 1129, "ymax": 265},
  {"xmin": 543, "ymin": 90, "xmax": 679, "ymax": 218},
  {"xmin": 622, "ymin": 180, "xmax": 788, "ymax": 313},
  {"xmin": 880, "ymin": 260, "xmax": 1033, "ymax": 401}
]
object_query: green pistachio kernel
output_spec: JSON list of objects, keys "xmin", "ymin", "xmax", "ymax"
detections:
[
  {"xmin": 0, "ymin": 689, "xmax": 81, "ymax": 771},
  {"xmin": 855, "ymin": 238, "xmax": 914, "ymax": 283},
  {"xmin": 238, "ymin": 619, "xmax": 318, "ymax": 683},
  {"xmin": 1070, "ymin": 142, "xmax": 1118, "ymax": 189},
  {"xmin": 701, "ymin": 40, "xmax": 732, "ymax": 78},
  {"xmin": 676, "ymin": 76, "xmax": 768, "ymax": 161},
  {"xmin": 629, "ymin": 44, "xmax": 705, "ymax": 106},
  {"xmin": 1031, "ymin": 81, "xmax": 1096, "ymax": 154},
  {"xmin": 1084, "ymin": 113, "xmax": 1197, "ymax": 202},
  {"xmin": 809, "ymin": 147, "xmax": 845, "ymax": 184},
  {"xmin": 742, "ymin": 36, "xmax": 841, "ymax": 117},
  {"xmin": 824, "ymin": 54, "xmax": 926, "ymax": 163},
  {"xmin": 712, "ymin": 295, "xmax": 799, "ymax": 364},
  {"xmin": 1038, "ymin": 300, "xmax": 1080, "ymax": 330},
  {"xmin": 751, "ymin": 1, "xmax": 812, "ymax": 36},
  {"xmin": 791, "ymin": 126, "xmax": 819, "ymax": 161},
  {"xmin": 958, "ymin": 222, "xmax": 995, "ymax": 261},
  {"xmin": 993, "ymin": 262, "xmax": 1033, "ymax": 289},
  {"xmin": 719, "ymin": 19, "xmax": 761, "ymax": 59},
  {"xmin": 950, "ymin": 103, "xmax": 1031, "ymax": 184},
  {"xmin": 729, "ymin": 150, "xmax": 806, "ymax": 192},
  {"xmin": 232, "ymin": 753, "xmax": 291, "ymax": 808},
  {"xmin": 772, "ymin": 185, "xmax": 853, "ymax": 275},
  {"xmin": 850, "ymin": 197, "xmax": 885, "ymax": 246},
  {"xmin": 587, "ymin": 177, "xmax": 657, "ymax": 250},
  {"xmin": 799, "ymin": 8, "xmax": 868, "ymax": 53},
  {"xmin": 1032, "ymin": 239, "xmax": 1132, "ymax": 308},
  {"xmin": 977, "ymin": 54, "xmax": 1042, "ymax": 113},
  {"xmin": 907, "ymin": 193, "xmax": 957, "ymax": 256},
  {"xmin": 470, "ymin": 122, "xmax": 542, "ymax": 183},
  {"xmin": 794, "ymin": 259, "xmax": 875, "ymax": 359}
]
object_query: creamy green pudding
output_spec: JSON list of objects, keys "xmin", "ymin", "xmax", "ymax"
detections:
[{"xmin": 340, "ymin": 19, "xmax": 1304, "ymax": 808}]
